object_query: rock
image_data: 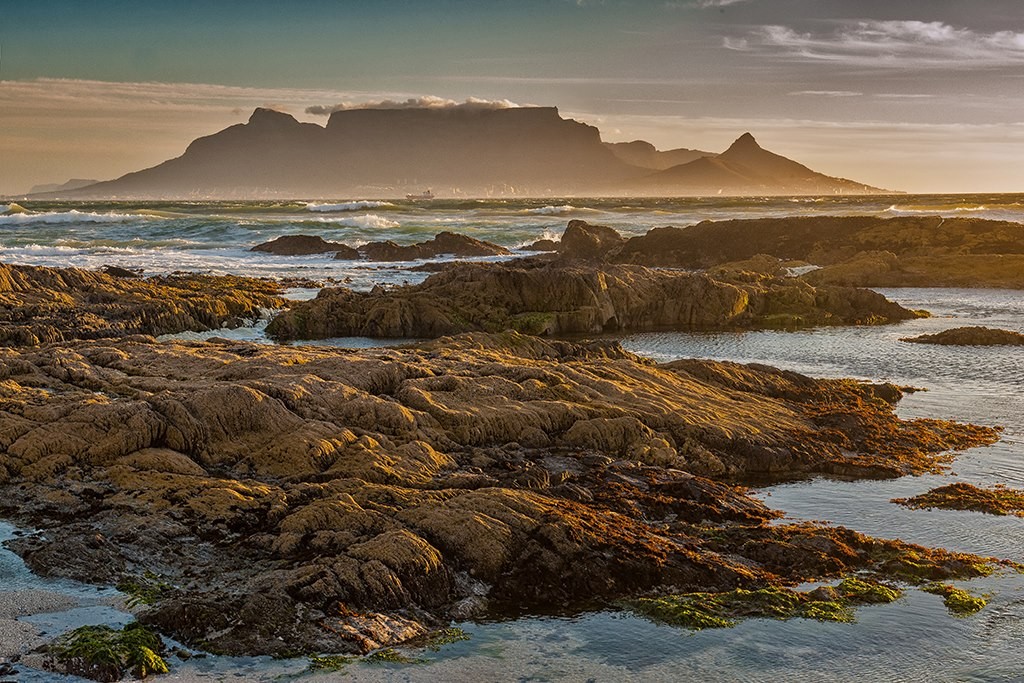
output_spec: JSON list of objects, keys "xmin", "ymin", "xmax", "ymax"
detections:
[
  {"xmin": 355, "ymin": 232, "xmax": 510, "ymax": 262},
  {"xmin": 893, "ymin": 482, "xmax": 1024, "ymax": 517},
  {"xmin": 609, "ymin": 215, "xmax": 1024, "ymax": 288},
  {"xmin": 558, "ymin": 220, "xmax": 624, "ymax": 260},
  {"xmin": 0, "ymin": 333, "xmax": 1000, "ymax": 655},
  {"xmin": 265, "ymin": 259, "xmax": 922, "ymax": 341},
  {"xmin": 901, "ymin": 326, "xmax": 1024, "ymax": 346},
  {"xmin": 522, "ymin": 238, "xmax": 560, "ymax": 252},
  {"xmin": 101, "ymin": 265, "xmax": 141, "ymax": 278},
  {"xmin": 0, "ymin": 262, "xmax": 285, "ymax": 346},
  {"xmin": 251, "ymin": 235, "xmax": 358, "ymax": 258}
]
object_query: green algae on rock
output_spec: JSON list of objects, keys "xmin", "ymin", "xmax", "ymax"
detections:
[
  {"xmin": 630, "ymin": 578, "xmax": 903, "ymax": 630},
  {"xmin": 921, "ymin": 583, "xmax": 989, "ymax": 616},
  {"xmin": 46, "ymin": 622, "xmax": 168, "ymax": 682},
  {"xmin": 893, "ymin": 482, "xmax": 1024, "ymax": 517}
]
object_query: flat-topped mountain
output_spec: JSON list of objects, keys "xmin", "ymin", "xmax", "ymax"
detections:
[{"xmin": 41, "ymin": 107, "xmax": 887, "ymax": 199}]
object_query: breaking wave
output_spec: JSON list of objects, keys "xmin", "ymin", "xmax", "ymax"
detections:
[
  {"xmin": 311, "ymin": 214, "xmax": 400, "ymax": 229},
  {"xmin": 523, "ymin": 205, "xmax": 600, "ymax": 216},
  {"xmin": 0, "ymin": 210, "xmax": 166, "ymax": 225},
  {"xmin": 306, "ymin": 201, "xmax": 395, "ymax": 212}
]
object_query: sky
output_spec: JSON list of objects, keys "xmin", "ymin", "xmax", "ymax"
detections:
[{"xmin": 2, "ymin": 0, "xmax": 1023, "ymax": 194}]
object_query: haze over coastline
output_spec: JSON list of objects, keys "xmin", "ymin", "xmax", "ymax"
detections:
[{"xmin": 3, "ymin": 0, "xmax": 1024, "ymax": 195}]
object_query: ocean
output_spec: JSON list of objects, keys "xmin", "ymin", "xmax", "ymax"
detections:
[
  {"xmin": 3, "ymin": 194, "xmax": 1024, "ymax": 291},
  {"xmin": 1, "ymin": 195, "xmax": 1022, "ymax": 681}
]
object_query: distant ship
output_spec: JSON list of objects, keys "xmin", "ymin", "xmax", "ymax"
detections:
[{"xmin": 405, "ymin": 189, "xmax": 435, "ymax": 200}]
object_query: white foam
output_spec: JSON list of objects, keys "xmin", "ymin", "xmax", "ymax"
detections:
[
  {"xmin": 306, "ymin": 201, "xmax": 395, "ymax": 212},
  {"xmin": 312, "ymin": 214, "xmax": 400, "ymax": 229},
  {"xmin": 0, "ymin": 210, "xmax": 164, "ymax": 225},
  {"xmin": 525, "ymin": 205, "xmax": 599, "ymax": 216}
]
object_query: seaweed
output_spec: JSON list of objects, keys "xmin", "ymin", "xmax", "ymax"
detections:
[
  {"xmin": 921, "ymin": 583, "xmax": 988, "ymax": 616},
  {"xmin": 48, "ymin": 622, "xmax": 169, "ymax": 682}
]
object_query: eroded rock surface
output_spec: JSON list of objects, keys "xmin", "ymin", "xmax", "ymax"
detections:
[
  {"xmin": 0, "ymin": 262, "xmax": 285, "ymax": 346},
  {"xmin": 0, "ymin": 333, "xmax": 999, "ymax": 656},
  {"xmin": 266, "ymin": 259, "xmax": 922, "ymax": 340}
]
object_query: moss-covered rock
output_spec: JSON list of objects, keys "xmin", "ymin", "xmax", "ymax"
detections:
[{"xmin": 46, "ymin": 623, "xmax": 168, "ymax": 682}]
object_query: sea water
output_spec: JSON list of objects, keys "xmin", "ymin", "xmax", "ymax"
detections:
[{"xmin": 1, "ymin": 196, "xmax": 1023, "ymax": 681}]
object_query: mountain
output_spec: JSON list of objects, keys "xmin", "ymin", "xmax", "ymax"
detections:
[
  {"xmin": 604, "ymin": 140, "xmax": 712, "ymax": 170},
  {"xmin": 42, "ymin": 109, "xmax": 888, "ymax": 199},
  {"xmin": 27, "ymin": 178, "xmax": 99, "ymax": 195},
  {"xmin": 633, "ymin": 132, "xmax": 886, "ymax": 195}
]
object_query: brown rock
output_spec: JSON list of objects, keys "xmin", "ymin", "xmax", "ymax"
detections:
[
  {"xmin": 356, "ymin": 232, "xmax": 510, "ymax": 261},
  {"xmin": 0, "ymin": 262, "xmax": 285, "ymax": 346},
  {"xmin": 901, "ymin": 326, "xmax": 1024, "ymax": 346},
  {"xmin": 558, "ymin": 220, "xmax": 625, "ymax": 260},
  {"xmin": 265, "ymin": 259, "xmax": 922, "ymax": 341},
  {"xmin": 252, "ymin": 234, "xmax": 358, "ymax": 258}
]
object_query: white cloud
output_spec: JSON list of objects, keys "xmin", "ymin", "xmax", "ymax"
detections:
[
  {"xmin": 725, "ymin": 20, "xmax": 1024, "ymax": 68},
  {"xmin": 305, "ymin": 97, "xmax": 522, "ymax": 116}
]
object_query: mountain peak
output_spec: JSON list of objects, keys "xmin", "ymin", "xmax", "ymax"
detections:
[
  {"xmin": 248, "ymin": 108, "xmax": 299, "ymax": 127},
  {"xmin": 725, "ymin": 132, "xmax": 761, "ymax": 154}
]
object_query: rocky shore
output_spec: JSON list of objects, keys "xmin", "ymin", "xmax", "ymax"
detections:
[
  {"xmin": 0, "ymin": 331, "xmax": 1002, "ymax": 662},
  {"xmin": 266, "ymin": 258, "xmax": 921, "ymax": 341},
  {"xmin": 0, "ymin": 262, "xmax": 285, "ymax": 346},
  {"xmin": 592, "ymin": 215, "xmax": 1024, "ymax": 288}
]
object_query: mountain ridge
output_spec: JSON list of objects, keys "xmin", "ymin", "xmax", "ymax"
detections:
[{"xmin": 31, "ymin": 108, "xmax": 889, "ymax": 199}]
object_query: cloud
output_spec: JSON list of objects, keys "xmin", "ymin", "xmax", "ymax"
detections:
[
  {"xmin": 305, "ymin": 97, "xmax": 522, "ymax": 116},
  {"xmin": 725, "ymin": 20, "xmax": 1024, "ymax": 68},
  {"xmin": 789, "ymin": 90, "xmax": 862, "ymax": 97}
]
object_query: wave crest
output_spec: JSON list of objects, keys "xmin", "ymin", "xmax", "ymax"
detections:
[
  {"xmin": 0, "ymin": 210, "xmax": 165, "ymax": 225},
  {"xmin": 306, "ymin": 201, "xmax": 395, "ymax": 212},
  {"xmin": 313, "ymin": 214, "xmax": 400, "ymax": 229}
]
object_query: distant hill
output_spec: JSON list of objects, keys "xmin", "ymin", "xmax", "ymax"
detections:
[
  {"xmin": 632, "ymin": 133, "xmax": 886, "ymax": 195},
  {"xmin": 604, "ymin": 140, "xmax": 712, "ymax": 170},
  {"xmin": 39, "ymin": 108, "xmax": 888, "ymax": 199},
  {"xmin": 28, "ymin": 178, "xmax": 99, "ymax": 195}
]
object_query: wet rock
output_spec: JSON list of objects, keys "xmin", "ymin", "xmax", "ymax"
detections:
[
  {"xmin": 354, "ymin": 232, "xmax": 510, "ymax": 262},
  {"xmin": 901, "ymin": 326, "xmax": 1024, "ymax": 346},
  {"xmin": 252, "ymin": 235, "xmax": 358, "ymax": 258},
  {"xmin": 266, "ymin": 259, "xmax": 922, "ymax": 341},
  {"xmin": 0, "ymin": 333, "xmax": 1000, "ymax": 655},
  {"xmin": 0, "ymin": 262, "xmax": 285, "ymax": 346},
  {"xmin": 101, "ymin": 265, "xmax": 141, "ymax": 278}
]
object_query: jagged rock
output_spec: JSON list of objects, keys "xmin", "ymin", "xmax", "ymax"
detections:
[
  {"xmin": 251, "ymin": 235, "xmax": 358, "ymax": 258},
  {"xmin": 0, "ymin": 333, "xmax": 999, "ymax": 655},
  {"xmin": 901, "ymin": 326, "xmax": 1024, "ymax": 346},
  {"xmin": 266, "ymin": 259, "xmax": 922, "ymax": 341},
  {"xmin": 0, "ymin": 262, "xmax": 285, "ymax": 346},
  {"xmin": 557, "ymin": 220, "xmax": 625, "ymax": 260},
  {"xmin": 353, "ymin": 232, "xmax": 510, "ymax": 262}
]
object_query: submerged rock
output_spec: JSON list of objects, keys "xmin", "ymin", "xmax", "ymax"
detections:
[
  {"xmin": 0, "ymin": 262, "xmax": 285, "ymax": 346},
  {"xmin": 901, "ymin": 326, "xmax": 1024, "ymax": 346},
  {"xmin": 893, "ymin": 482, "xmax": 1024, "ymax": 517},
  {"xmin": 353, "ymin": 231, "xmax": 511, "ymax": 262},
  {"xmin": 252, "ymin": 235, "xmax": 358, "ymax": 258},
  {"xmin": 0, "ymin": 333, "xmax": 1001, "ymax": 655},
  {"xmin": 266, "ymin": 259, "xmax": 922, "ymax": 341}
]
